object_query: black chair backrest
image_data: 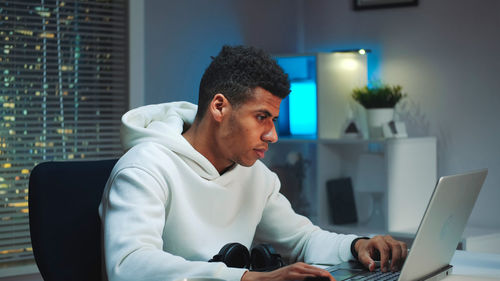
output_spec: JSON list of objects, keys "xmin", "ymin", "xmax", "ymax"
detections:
[{"xmin": 29, "ymin": 159, "xmax": 118, "ymax": 281}]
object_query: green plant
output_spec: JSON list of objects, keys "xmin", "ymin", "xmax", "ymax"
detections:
[{"xmin": 352, "ymin": 83, "xmax": 406, "ymax": 109}]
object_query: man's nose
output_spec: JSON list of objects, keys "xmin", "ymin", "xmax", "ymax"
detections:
[{"xmin": 262, "ymin": 124, "xmax": 278, "ymax": 143}]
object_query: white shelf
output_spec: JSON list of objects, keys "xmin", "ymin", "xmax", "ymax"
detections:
[{"xmin": 316, "ymin": 137, "xmax": 437, "ymax": 234}]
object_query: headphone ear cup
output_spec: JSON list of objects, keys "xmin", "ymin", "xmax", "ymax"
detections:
[
  {"xmin": 209, "ymin": 243, "xmax": 250, "ymax": 269},
  {"xmin": 250, "ymin": 244, "xmax": 284, "ymax": 272}
]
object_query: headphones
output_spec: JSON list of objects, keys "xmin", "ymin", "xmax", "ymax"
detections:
[{"xmin": 209, "ymin": 242, "xmax": 285, "ymax": 272}]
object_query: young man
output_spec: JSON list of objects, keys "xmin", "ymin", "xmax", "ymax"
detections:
[{"xmin": 99, "ymin": 45, "xmax": 407, "ymax": 281}]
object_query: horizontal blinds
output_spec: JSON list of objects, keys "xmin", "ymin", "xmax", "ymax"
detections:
[{"xmin": 0, "ymin": 0, "xmax": 128, "ymax": 264}]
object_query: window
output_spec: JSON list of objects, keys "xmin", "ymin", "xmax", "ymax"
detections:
[{"xmin": 0, "ymin": 0, "xmax": 128, "ymax": 265}]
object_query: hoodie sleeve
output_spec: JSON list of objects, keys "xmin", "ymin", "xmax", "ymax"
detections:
[
  {"xmin": 99, "ymin": 166, "xmax": 247, "ymax": 281},
  {"xmin": 253, "ymin": 175, "xmax": 358, "ymax": 265}
]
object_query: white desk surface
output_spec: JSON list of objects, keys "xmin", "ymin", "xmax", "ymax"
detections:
[
  {"xmin": 445, "ymin": 250, "xmax": 500, "ymax": 280},
  {"xmin": 315, "ymin": 250, "xmax": 500, "ymax": 280}
]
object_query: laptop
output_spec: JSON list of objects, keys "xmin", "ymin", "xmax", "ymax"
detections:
[{"xmin": 323, "ymin": 169, "xmax": 488, "ymax": 281}]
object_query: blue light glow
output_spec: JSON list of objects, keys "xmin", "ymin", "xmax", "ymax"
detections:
[
  {"xmin": 276, "ymin": 57, "xmax": 310, "ymax": 80},
  {"xmin": 289, "ymin": 81, "xmax": 317, "ymax": 136},
  {"xmin": 276, "ymin": 56, "xmax": 317, "ymax": 137}
]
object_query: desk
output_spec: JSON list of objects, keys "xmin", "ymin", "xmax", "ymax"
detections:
[
  {"xmin": 317, "ymin": 250, "xmax": 500, "ymax": 280},
  {"xmin": 446, "ymin": 250, "xmax": 500, "ymax": 280}
]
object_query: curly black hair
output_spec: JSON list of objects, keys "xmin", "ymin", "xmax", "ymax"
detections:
[{"xmin": 195, "ymin": 45, "xmax": 290, "ymax": 120}]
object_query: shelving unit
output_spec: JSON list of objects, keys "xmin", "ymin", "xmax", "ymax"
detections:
[{"xmin": 262, "ymin": 52, "xmax": 438, "ymax": 237}]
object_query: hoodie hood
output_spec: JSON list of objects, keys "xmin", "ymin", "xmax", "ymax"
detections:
[{"xmin": 120, "ymin": 101, "xmax": 220, "ymax": 179}]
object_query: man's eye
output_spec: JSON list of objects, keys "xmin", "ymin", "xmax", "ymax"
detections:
[{"xmin": 257, "ymin": 115, "xmax": 266, "ymax": 121}]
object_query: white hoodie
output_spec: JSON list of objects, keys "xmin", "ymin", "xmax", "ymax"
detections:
[{"xmin": 99, "ymin": 102, "xmax": 357, "ymax": 281}]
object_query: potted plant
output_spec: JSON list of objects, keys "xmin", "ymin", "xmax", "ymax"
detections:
[{"xmin": 351, "ymin": 83, "xmax": 406, "ymax": 138}]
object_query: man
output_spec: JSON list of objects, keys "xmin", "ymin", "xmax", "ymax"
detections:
[{"xmin": 99, "ymin": 45, "xmax": 407, "ymax": 281}]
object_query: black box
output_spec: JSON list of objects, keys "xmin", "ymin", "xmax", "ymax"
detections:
[{"xmin": 326, "ymin": 177, "xmax": 358, "ymax": 225}]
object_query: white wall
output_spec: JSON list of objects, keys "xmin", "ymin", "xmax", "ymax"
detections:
[
  {"xmin": 302, "ymin": 0, "xmax": 500, "ymax": 228},
  {"xmin": 144, "ymin": 0, "xmax": 300, "ymax": 105}
]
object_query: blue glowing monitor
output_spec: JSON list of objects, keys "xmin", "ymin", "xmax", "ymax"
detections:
[{"xmin": 289, "ymin": 81, "xmax": 317, "ymax": 135}]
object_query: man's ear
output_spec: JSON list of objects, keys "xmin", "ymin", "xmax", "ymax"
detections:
[{"xmin": 209, "ymin": 93, "xmax": 230, "ymax": 122}]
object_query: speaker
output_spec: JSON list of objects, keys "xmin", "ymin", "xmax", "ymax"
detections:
[{"xmin": 326, "ymin": 177, "xmax": 358, "ymax": 225}]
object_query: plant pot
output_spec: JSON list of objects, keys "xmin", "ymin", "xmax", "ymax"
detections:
[{"xmin": 366, "ymin": 108, "xmax": 394, "ymax": 139}]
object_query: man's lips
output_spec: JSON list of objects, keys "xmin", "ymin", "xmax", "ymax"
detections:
[{"xmin": 254, "ymin": 148, "xmax": 267, "ymax": 159}]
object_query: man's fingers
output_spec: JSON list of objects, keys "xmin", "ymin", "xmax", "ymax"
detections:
[
  {"xmin": 355, "ymin": 235, "xmax": 408, "ymax": 273},
  {"xmin": 388, "ymin": 239, "xmax": 402, "ymax": 271},
  {"xmin": 385, "ymin": 236, "xmax": 408, "ymax": 272},
  {"xmin": 378, "ymin": 243, "xmax": 390, "ymax": 272},
  {"xmin": 393, "ymin": 241, "xmax": 408, "ymax": 271},
  {"xmin": 243, "ymin": 263, "xmax": 336, "ymax": 281},
  {"xmin": 286, "ymin": 263, "xmax": 335, "ymax": 280},
  {"xmin": 401, "ymin": 242, "xmax": 408, "ymax": 259},
  {"xmin": 359, "ymin": 251, "xmax": 376, "ymax": 272}
]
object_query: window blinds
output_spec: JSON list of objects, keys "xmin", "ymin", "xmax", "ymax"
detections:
[{"xmin": 0, "ymin": 0, "xmax": 128, "ymax": 264}]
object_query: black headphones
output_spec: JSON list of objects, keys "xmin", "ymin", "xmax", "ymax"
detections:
[{"xmin": 209, "ymin": 242, "xmax": 285, "ymax": 272}]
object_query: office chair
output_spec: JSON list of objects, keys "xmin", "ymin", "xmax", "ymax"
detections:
[{"xmin": 29, "ymin": 159, "xmax": 118, "ymax": 281}]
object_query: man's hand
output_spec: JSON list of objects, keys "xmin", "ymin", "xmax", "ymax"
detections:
[
  {"xmin": 354, "ymin": 235, "xmax": 407, "ymax": 272},
  {"xmin": 241, "ymin": 262, "xmax": 335, "ymax": 281}
]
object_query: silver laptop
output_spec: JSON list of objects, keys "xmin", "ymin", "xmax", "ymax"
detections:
[{"xmin": 324, "ymin": 169, "xmax": 488, "ymax": 281}]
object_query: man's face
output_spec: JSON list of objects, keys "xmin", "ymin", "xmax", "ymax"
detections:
[{"xmin": 218, "ymin": 87, "xmax": 281, "ymax": 168}]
